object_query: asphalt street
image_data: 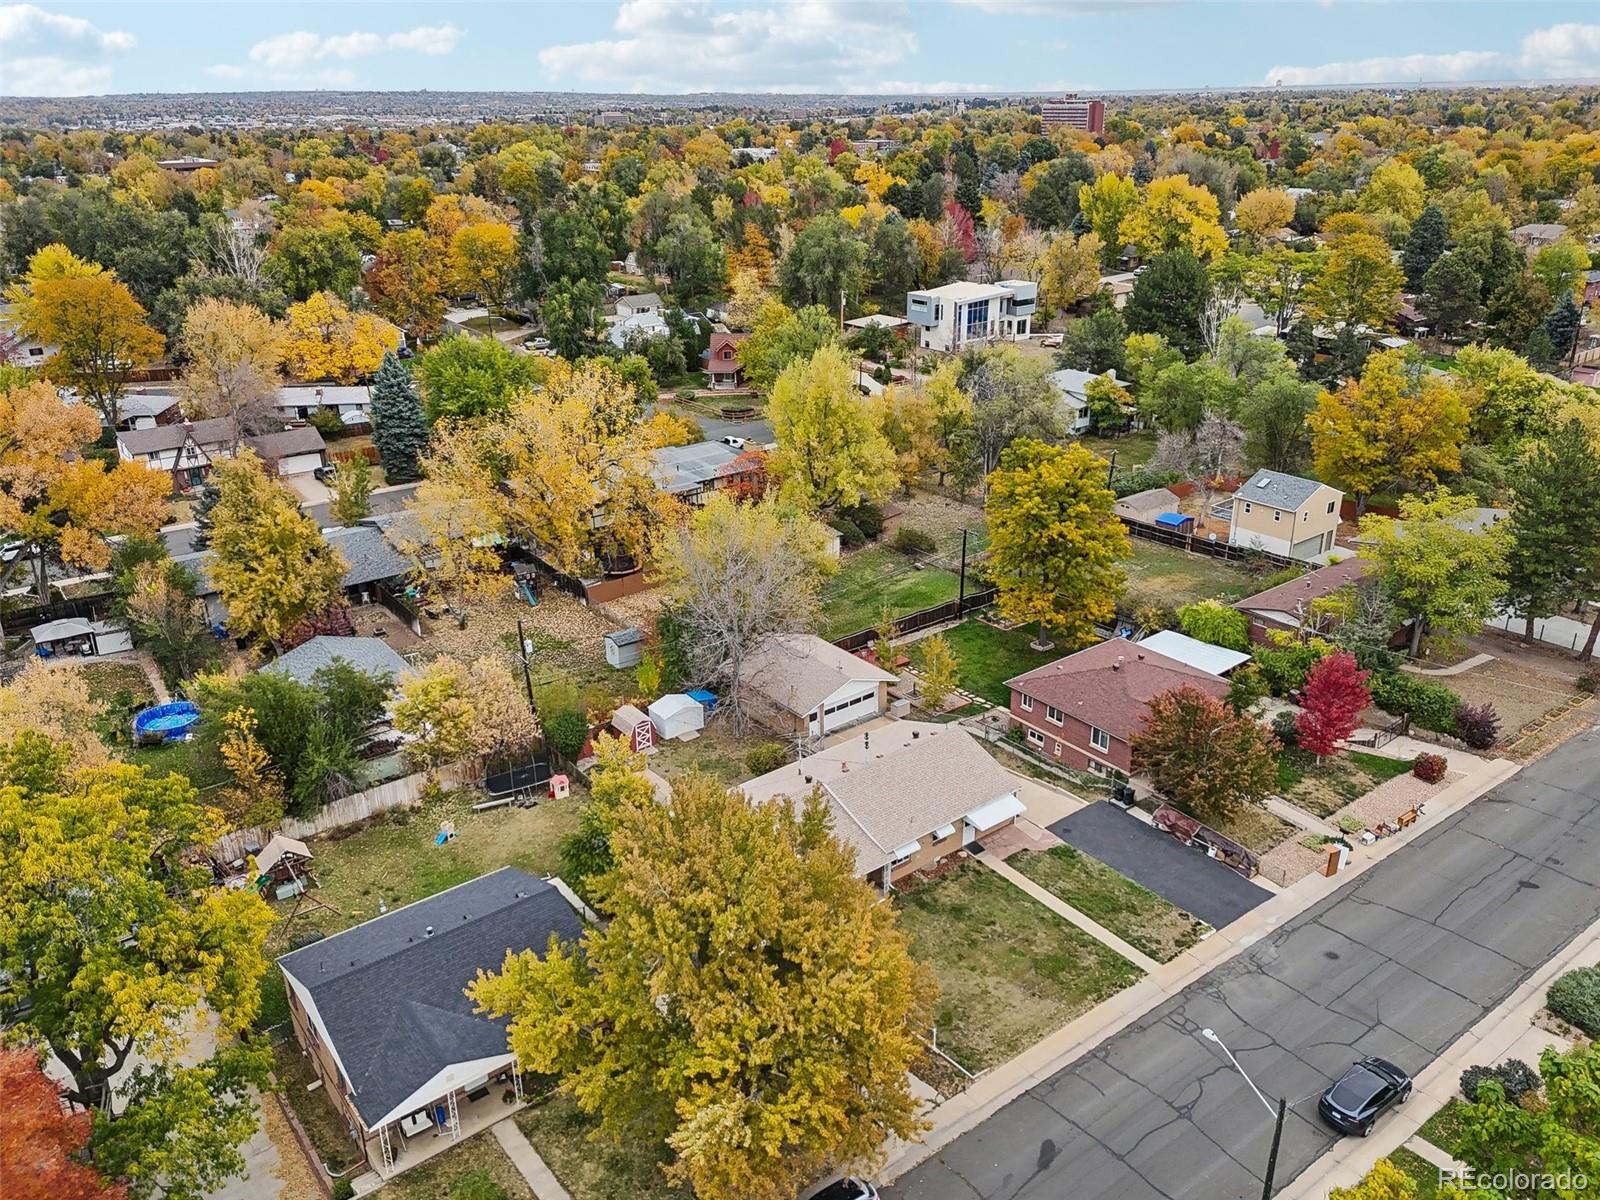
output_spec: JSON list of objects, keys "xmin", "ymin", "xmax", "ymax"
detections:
[
  {"xmin": 887, "ymin": 724, "xmax": 1600, "ymax": 1200},
  {"xmin": 1052, "ymin": 804, "xmax": 1273, "ymax": 928}
]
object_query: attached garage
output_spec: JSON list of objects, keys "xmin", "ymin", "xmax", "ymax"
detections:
[
  {"xmin": 739, "ymin": 633, "xmax": 897, "ymax": 740},
  {"xmin": 808, "ymin": 681, "xmax": 883, "ymax": 736}
]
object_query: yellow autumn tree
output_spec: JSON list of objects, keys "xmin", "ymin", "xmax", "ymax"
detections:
[
  {"xmin": 1233, "ymin": 187, "xmax": 1296, "ymax": 241},
  {"xmin": 175, "ymin": 298, "xmax": 283, "ymax": 432},
  {"xmin": 396, "ymin": 475, "xmax": 505, "ymax": 628},
  {"xmin": 1078, "ymin": 172, "xmax": 1139, "ymax": 262},
  {"xmin": 217, "ymin": 707, "xmax": 287, "ymax": 830},
  {"xmin": 768, "ymin": 345, "xmax": 895, "ymax": 512},
  {"xmin": 0, "ymin": 659, "xmax": 111, "ymax": 770},
  {"xmin": 391, "ymin": 659, "xmax": 477, "ymax": 771},
  {"xmin": 1039, "ymin": 230, "xmax": 1105, "ymax": 313},
  {"xmin": 207, "ymin": 450, "xmax": 347, "ymax": 644},
  {"xmin": 279, "ymin": 292, "xmax": 401, "ymax": 384},
  {"xmin": 1358, "ymin": 158, "xmax": 1427, "ymax": 222},
  {"xmin": 1119, "ymin": 175, "xmax": 1229, "ymax": 261},
  {"xmin": 30, "ymin": 273, "xmax": 165, "ymax": 429},
  {"xmin": 874, "ymin": 383, "xmax": 942, "ymax": 493},
  {"xmin": 449, "ymin": 221, "xmax": 518, "ymax": 309}
]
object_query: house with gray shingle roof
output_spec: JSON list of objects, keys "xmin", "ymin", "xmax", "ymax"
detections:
[
  {"xmin": 278, "ymin": 868, "xmax": 583, "ymax": 1178},
  {"xmin": 1227, "ymin": 469, "xmax": 1343, "ymax": 561},
  {"xmin": 261, "ymin": 635, "xmax": 412, "ymax": 687}
]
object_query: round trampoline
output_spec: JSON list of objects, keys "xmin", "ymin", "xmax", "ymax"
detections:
[{"xmin": 133, "ymin": 701, "xmax": 201, "ymax": 742}]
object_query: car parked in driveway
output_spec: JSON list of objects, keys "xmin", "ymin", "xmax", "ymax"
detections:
[
  {"xmin": 806, "ymin": 1179, "xmax": 878, "ymax": 1200},
  {"xmin": 1318, "ymin": 1057, "xmax": 1412, "ymax": 1136}
]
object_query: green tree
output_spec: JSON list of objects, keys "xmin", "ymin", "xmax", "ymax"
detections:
[
  {"xmin": 1125, "ymin": 249, "xmax": 1210, "ymax": 359},
  {"xmin": 413, "ymin": 335, "xmax": 545, "ymax": 423},
  {"xmin": 329, "ymin": 455, "xmax": 373, "ymax": 525},
  {"xmin": 652, "ymin": 210, "xmax": 726, "ymax": 305},
  {"xmin": 1055, "ymin": 305, "xmax": 1127, "ymax": 375},
  {"xmin": 768, "ymin": 346, "xmax": 895, "ymax": 512},
  {"xmin": 738, "ymin": 301, "xmax": 840, "ymax": 394},
  {"xmin": 986, "ymin": 438, "xmax": 1128, "ymax": 649},
  {"xmin": 961, "ymin": 346, "xmax": 1065, "ymax": 475},
  {"xmin": 1504, "ymin": 418, "xmax": 1600, "ymax": 643},
  {"xmin": 1419, "ymin": 253, "xmax": 1484, "ymax": 339},
  {"xmin": 369, "ymin": 351, "xmax": 428, "ymax": 483},
  {"xmin": 777, "ymin": 213, "xmax": 867, "ymax": 311},
  {"xmin": 121, "ymin": 560, "xmax": 220, "ymax": 689},
  {"xmin": 0, "ymin": 734, "xmax": 275, "ymax": 1196},
  {"xmin": 468, "ymin": 770, "xmax": 935, "ymax": 1200},
  {"xmin": 1543, "ymin": 293, "xmax": 1583, "ymax": 363},
  {"xmin": 543, "ymin": 277, "xmax": 605, "ymax": 360},
  {"xmin": 1531, "ymin": 236, "xmax": 1590, "ymax": 302},
  {"xmin": 1177, "ymin": 599, "xmax": 1250, "ymax": 650},
  {"xmin": 1400, "ymin": 203, "xmax": 1448, "ymax": 288},
  {"xmin": 208, "ymin": 450, "xmax": 347, "ymax": 646},
  {"xmin": 1451, "ymin": 1044, "xmax": 1600, "ymax": 1199},
  {"xmin": 1131, "ymin": 685, "xmax": 1278, "ymax": 825},
  {"xmin": 1303, "ymin": 232, "xmax": 1404, "ymax": 331},
  {"xmin": 1360, "ymin": 490, "xmax": 1510, "ymax": 655},
  {"xmin": 1240, "ymin": 373, "xmax": 1318, "ymax": 472}
]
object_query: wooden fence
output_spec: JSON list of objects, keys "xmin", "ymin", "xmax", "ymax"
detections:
[
  {"xmin": 1119, "ymin": 515, "xmax": 1300, "ymax": 571},
  {"xmin": 212, "ymin": 759, "xmax": 479, "ymax": 864},
  {"xmin": 833, "ymin": 587, "xmax": 998, "ymax": 652}
]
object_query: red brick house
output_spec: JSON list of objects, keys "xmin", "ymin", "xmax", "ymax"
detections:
[
  {"xmin": 702, "ymin": 331, "xmax": 746, "ymax": 390},
  {"xmin": 1005, "ymin": 638, "xmax": 1229, "ymax": 776},
  {"xmin": 1232, "ymin": 558, "xmax": 1374, "ymax": 644}
]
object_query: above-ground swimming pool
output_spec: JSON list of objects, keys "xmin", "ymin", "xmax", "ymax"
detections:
[{"xmin": 133, "ymin": 701, "xmax": 201, "ymax": 741}]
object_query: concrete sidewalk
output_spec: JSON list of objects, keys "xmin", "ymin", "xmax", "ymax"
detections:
[
  {"xmin": 876, "ymin": 755, "xmax": 1523, "ymax": 1185},
  {"xmin": 1278, "ymin": 912, "xmax": 1600, "ymax": 1198},
  {"xmin": 493, "ymin": 1118, "xmax": 571, "ymax": 1200}
]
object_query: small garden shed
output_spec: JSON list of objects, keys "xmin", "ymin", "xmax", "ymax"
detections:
[
  {"xmin": 648, "ymin": 693, "xmax": 705, "ymax": 741},
  {"xmin": 604, "ymin": 628, "xmax": 645, "ymax": 669}
]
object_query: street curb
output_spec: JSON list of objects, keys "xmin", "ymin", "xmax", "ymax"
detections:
[
  {"xmin": 1277, "ymin": 912, "xmax": 1600, "ymax": 1199},
  {"xmin": 874, "ymin": 756, "xmax": 1523, "ymax": 1185}
]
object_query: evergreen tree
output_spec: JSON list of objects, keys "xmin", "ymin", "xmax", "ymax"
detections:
[
  {"xmin": 1523, "ymin": 325, "xmax": 1557, "ymax": 370},
  {"xmin": 190, "ymin": 480, "xmax": 220, "ymax": 550},
  {"xmin": 369, "ymin": 351, "xmax": 428, "ymax": 484},
  {"xmin": 1418, "ymin": 253, "xmax": 1484, "ymax": 339},
  {"xmin": 1401, "ymin": 203, "xmax": 1448, "ymax": 289},
  {"xmin": 1504, "ymin": 418, "xmax": 1600, "ymax": 643},
  {"xmin": 1543, "ymin": 293, "xmax": 1582, "ymax": 363},
  {"xmin": 1124, "ymin": 250, "xmax": 1210, "ymax": 359}
]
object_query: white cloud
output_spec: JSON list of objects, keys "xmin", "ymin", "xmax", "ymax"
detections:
[
  {"xmin": 0, "ymin": 4, "xmax": 133, "ymax": 94},
  {"xmin": 1519, "ymin": 23, "xmax": 1600, "ymax": 75},
  {"xmin": 949, "ymin": 0, "xmax": 1171, "ymax": 11},
  {"xmin": 210, "ymin": 23, "xmax": 463, "ymax": 86},
  {"xmin": 538, "ymin": 0, "xmax": 919, "ymax": 93},
  {"xmin": 1265, "ymin": 49, "xmax": 1502, "ymax": 86}
]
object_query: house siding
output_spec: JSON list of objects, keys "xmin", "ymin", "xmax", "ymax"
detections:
[
  {"xmin": 1229, "ymin": 484, "xmax": 1341, "ymax": 561},
  {"xmin": 1007, "ymin": 690, "xmax": 1131, "ymax": 773},
  {"xmin": 286, "ymin": 982, "xmax": 368, "ymax": 1145}
]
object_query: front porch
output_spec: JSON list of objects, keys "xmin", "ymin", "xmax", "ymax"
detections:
[{"xmin": 366, "ymin": 1067, "xmax": 529, "ymax": 1180}]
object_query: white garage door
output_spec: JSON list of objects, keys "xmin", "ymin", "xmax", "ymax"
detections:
[{"xmin": 811, "ymin": 687, "xmax": 879, "ymax": 736}]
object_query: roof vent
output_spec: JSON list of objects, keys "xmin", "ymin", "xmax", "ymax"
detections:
[
  {"xmin": 1113, "ymin": 656, "xmax": 1124, "ymax": 671},
  {"xmin": 425, "ymin": 925, "xmax": 434, "ymax": 937},
  {"xmin": 803, "ymin": 774, "xmax": 813, "ymax": 784},
  {"xmin": 1137, "ymin": 652, "xmax": 1145, "ymax": 660},
  {"xmin": 840, "ymin": 762, "xmax": 849, "ymax": 772},
  {"xmin": 912, "ymin": 730, "xmax": 920, "ymax": 739}
]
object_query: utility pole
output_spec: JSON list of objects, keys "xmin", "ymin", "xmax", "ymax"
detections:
[
  {"xmin": 957, "ymin": 527, "xmax": 969, "ymax": 610},
  {"xmin": 1261, "ymin": 1097, "xmax": 1286, "ymax": 1200},
  {"xmin": 514, "ymin": 617, "xmax": 537, "ymax": 716},
  {"xmin": 1107, "ymin": 449, "xmax": 1118, "ymax": 487}
]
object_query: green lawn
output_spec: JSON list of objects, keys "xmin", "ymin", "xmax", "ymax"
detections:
[
  {"xmin": 1119, "ymin": 540, "xmax": 1261, "ymax": 609},
  {"xmin": 516, "ymin": 1093, "xmax": 685, "ymax": 1200},
  {"xmin": 254, "ymin": 787, "xmax": 584, "ymax": 1032},
  {"xmin": 385, "ymin": 1138, "xmax": 538, "ymax": 1200},
  {"xmin": 911, "ymin": 619, "xmax": 1057, "ymax": 707},
  {"xmin": 820, "ymin": 544, "xmax": 962, "ymax": 639},
  {"xmin": 1008, "ymin": 845, "xmax": 1209, "ymax": 962},
  {"xmin": 892, "ymin": 859, "xmax": 1143, "ymax": 1073},
  {"xmin": 1275, "ymin": 749, "xmax": 1416, "ymax": 818},
  {"xmin": 1079, "ymin": 429, "xmax": 1157, "ymax": 469},
  {"xmin": 1385, "ymin": 1146, "xmax": 1443, "ymax": 1199}
]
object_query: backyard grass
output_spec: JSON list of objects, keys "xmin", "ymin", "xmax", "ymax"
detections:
[
  {"xmin": 516, "ymin": 1093, "xmax": 685, "ymax": 1200},
  {"xmin": 1275, "ymin": 749, "xmax": 1416, "ymax": 818},
  {"xmin": 1119, "ymin": 540, "xmax": 1261, "ymax": 608},
  {"xmin": 1385, "ymin": 1146, "xmax": 1442, "ymax": 1199},
  {"xmin": 1007, "ymin": 844, "xmax": 1209, "ymax": 962},
  {"xmin": 892, "ymin": 858, "xmax": 1143, "ymax": 1073},
  {"xmin": 254, "ymin": 786, "xmax": 584, "ymax": 1032},
  {"xmin": 1418, "ymin": 1098, "xmax": 1470, "ymax": 1157},
  {"xmin": 820, "ymin": 544, "xmax": 962, "ymax": 638},
  {"xmin": 646, "ymin": 720, "xmax": 777, "ymax": 787},
  {"xmin": 1079, "ymin": 430, "xmax": 1158, "ymax": 469},
  {"xmin": 911, "ymin": 619, "xmax": 1057, "ymax": 707},
  {"xmin": 384, "ymin": 1136, "xmax": 538, "ymax": 1200}
]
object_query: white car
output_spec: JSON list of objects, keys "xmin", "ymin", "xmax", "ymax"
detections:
[{"xmin": 719, "ymin": 435, "xmax": 748, "ymax": 449}]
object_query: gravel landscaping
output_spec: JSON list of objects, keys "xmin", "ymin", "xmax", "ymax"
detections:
[{"xmin": 1331, "ymin": 769, "xmax": 1457, "ymax": 830}]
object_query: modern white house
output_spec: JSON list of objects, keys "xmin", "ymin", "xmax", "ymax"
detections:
[
  {"xmin": 904, "ymin": 280, "xmax": 1036, "ymax": 352},
  {"xmin": 607, "ymin": 310, "xmax": 671, "ymax": 349},
  {"xmin": 615, "ymin": 292, "xmax": 662, "ymax": 317}
]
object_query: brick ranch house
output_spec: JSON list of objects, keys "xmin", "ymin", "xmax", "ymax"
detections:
[{"xmin": 1005, "ymin": 638, "xmax": 1230, "ymax": 776}]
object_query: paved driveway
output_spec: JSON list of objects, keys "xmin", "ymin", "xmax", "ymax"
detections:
[
  {"xmin": 1051, "ymin": 802, "xmax": 1273, "ymax": 928},
  {"xmin": 888, "ymin": 728, "xmax": 1600, "ymax": 1200}
]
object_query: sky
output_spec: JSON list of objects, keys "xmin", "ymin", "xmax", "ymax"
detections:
[{"xmin": 5, "ymin": 1, "xmax": 1600, "ymax": 98}]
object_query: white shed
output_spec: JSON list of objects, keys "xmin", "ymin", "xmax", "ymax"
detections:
[
  {"xmin": 604, "ymin": 628, "xmax": 645, "ymax": 669},
  {"xmin": 648, "ymin": 693, "xmax": 705, "ymax": 741}
]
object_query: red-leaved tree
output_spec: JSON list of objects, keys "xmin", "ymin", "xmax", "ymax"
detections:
[
  {"xmin": 0, "ymin": 1048, "xmax": 128, "ymax": 1200},
  {"xmin": 1296, "ymin": 650, "xmax": 1371, "ymax": 758},
  {"xmin": 1131, "ymin": 685, "xmax": 1278, "ymax": 824}
]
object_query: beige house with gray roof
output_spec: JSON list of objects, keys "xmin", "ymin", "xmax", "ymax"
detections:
[
  {"xmin": 1228, "ymin": 469, "xmax": 1342, "ymax": 561},
  {"xmin": 737, "ymin": 633, "xmax": 897, "ymax": 738},
  {"xmin": 740, "ymin": 721, "xmax": 1025, "ymax": 887}
]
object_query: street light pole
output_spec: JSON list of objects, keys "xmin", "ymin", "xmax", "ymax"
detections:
[{"xmin": 1200, "ymin": 1028, "xmax": 1286, "ymax": 1200}]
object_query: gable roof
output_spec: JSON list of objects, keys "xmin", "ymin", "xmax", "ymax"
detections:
[
  {"xmin": 740, "ymin": 722, "xmax": 1020, "ymax": 874},
  {"xmin": 1050, "ymin": 367, "xmax": 1128, "ymax": 401},
  {"xmin": 262, "ymin": 636, "xmax": 411, "ymax": 686},
  {"xmin": 738, "ymin": 632, "xmax": 896, "ymax": 717},
  {"xmin": 323, "ymin": 524, "xmax": 413, "ymax": 588},
  {"xmin": 1234, "ymin": 557, "xmax": 1372, "ymax": 617},
  {"xmin": 248, "ymin": 425, "xmax": 326, "ymax": 462},
  {"xmin": 1006, "ymin": 637, "xmax": 1228, "ymax": 742},
  {"xmin": 118, "ymin": 417, "xmax": 236, "ymax": 456},
  {"xmin": 278, "ymin": 868, "xmax": 582, "ymax": 1129},
  {"xmin": 1234, "ymin": 469, "xmax": 1329, "ymax": 512}
]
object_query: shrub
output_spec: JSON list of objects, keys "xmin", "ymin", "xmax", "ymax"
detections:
[
  {"xmin": 306, "ymin": 406, "xmax": 345, "ymax": 437},
  {"xmin": 891, "ymin": 526, "xmax": 936, "ymax": 555},
  {"xmin": 1412, "ymin": 752, "xmax": 1447, "ymax": 783},
  {"xmin": 544, "ymin": 707, "xmax": 590, "ymax": 760},
  {"xmin": 1369, "ymin": 672, "xmax": 1461, "ymax": 733},
  {"xmin": 746, "ymin": 742, "xmax": 790, "ymax": 775},
  {"xmin": 332, "ymin": 1183, "xmax": 355, "ymax": 1200},
  {"xmin": 831, "ymin": 517, "xmax": 865, "ymax": 549},
  {"xmin": 1547, "ymin": 966, "xmax": 1600, "ymax": 1036},
  {"xmin": 1111, "ymin": 467, "xmax": 1184, "ymax": 498},
  {"xmin": 1336, "ymin": 815, "xmax": 1368, "ymax": 834},
  {"xmin": 838, "ymin": 501, "xmax": 885, "ymax": 540},
  {"xmin": 1577, "ymin": 671, "xmax": 1598, "ymax": 694},
  {"xmin": 1459, "ymin": 1059, "xmax": 1540, "ymax": 1104},
  {"xmin": 1452, "ymin": 702, "xmax": 1500, "ymax": 750},
  {"xmin": 1253, "ymin": 639, "xmax": 1332, "ymax": 695},
  {"xmin": 1254, "ymin": 565, "xmax": 1308, "ymax": 592},
  {"xmin": 1272, "ymin": 709, "xmax": 1300, "ymax": 748},
  {"xmin": 1177, "ymin": 599, "xmax": 1250, "ymax": 651},
  {"xmin": 1134, "ymin": 601, "xmax": 1176, "ymax": 633}
]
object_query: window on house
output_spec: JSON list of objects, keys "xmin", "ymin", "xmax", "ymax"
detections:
[
  {"xmin": 1327, "ymin": 500, "xmax": 1337, "ymax": 514},
  {"xmin": 1243, "ymin": 502, "xmax": 1252, "ymax": 513},
  {"xmin": 1087, "ymin": 759, "xmax": 1108, "ymax": 776},
  {"xmin": 1273, "ymin": 510, "xmax": 1281, "ymax": 522},
  {"xmin": 1090, "ymin": 726, "xmax": 1111, "ymax": 751},
  {"xmin": 1046, "ymin": 704, "xmax": 1064, "ymax": 725},
  {"xmin": 1027, "ymin": 728, "xmax": 1045, "ymax": 747},
  {"xmin": 1019, "ymin": 693, "xmax": 1034, "ymax": 711},
  {"xmin": 1053, "ymin": 741, "xmax": 1063, "ymax": 755}
]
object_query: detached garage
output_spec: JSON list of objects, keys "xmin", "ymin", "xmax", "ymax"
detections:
[
  {"xmin": 251, "ymin": 426, "xmax": 328, "ymax": 479},
  {"xmin": 738, "ymin": 633, "xmax": 898, "ymax": 739}
]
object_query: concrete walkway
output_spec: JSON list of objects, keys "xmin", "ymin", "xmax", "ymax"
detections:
[
  {"xmin": 1402, "ymin": 1134, "xmax": 1469, "ymax": 1176},
  {"xmin": 1402, "ymin": 651, "xmax": 1495, "ymax": 677},
  {"xmin": 1357, "ymin": 733, "xmax": 1489, "ymax": 775},
  {"xmin": 876, "ymin": 755, "xmax": 1522, "ymax": 1185},
  {"xmin": 492, "ymin": 1118, "xmax": 571, "ymax": 1200},
  {"xmin": 978, "ymin": 851, "xmax": 1162, "ymax": 973}
]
